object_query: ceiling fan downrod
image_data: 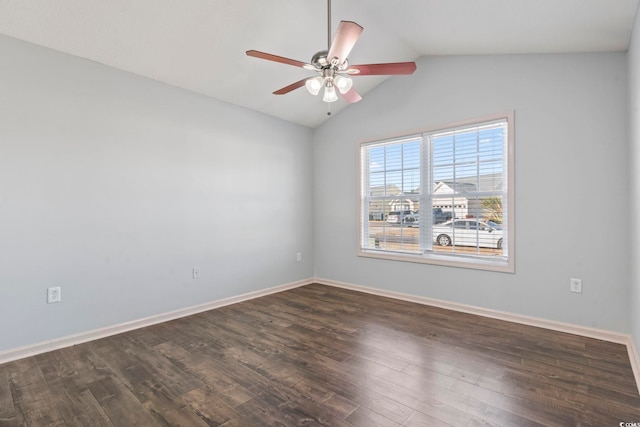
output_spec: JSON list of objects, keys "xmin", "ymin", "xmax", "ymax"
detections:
[{"xmin": 327, "ymin": 0, "xmax": 331, "ymax": 50}]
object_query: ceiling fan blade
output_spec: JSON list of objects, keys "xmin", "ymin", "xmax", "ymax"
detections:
[
  {"xmin": 246, "ymin": 50, "xmax": 308, "ymax": 68},
  {"xmin": 340, "ymin": 87, "xmax": 362, "ymax": 104},
  {"xmin": 327, "ymin": 21, "xmax": 363, "ymax": 65},
  {"xmin": 273, "ymin": 78, "xmax": 309, "ymax": 95},
  {"xmin": 348, "ymin": 62, "xmax": 417, "ymax": 76}
]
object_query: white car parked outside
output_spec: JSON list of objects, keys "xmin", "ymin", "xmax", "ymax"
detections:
[{"xmin": 433, "ymin": 219, "xmax": 503, "ymax": 249}]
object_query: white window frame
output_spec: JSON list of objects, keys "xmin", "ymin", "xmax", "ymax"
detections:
[{"xmin": 357, "ymin": 112, "xmax": 515, "ymax": 273}]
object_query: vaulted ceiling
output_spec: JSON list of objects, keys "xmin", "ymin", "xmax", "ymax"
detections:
[{"xmin": 1, "ymin": 0, "xmax": 638, "ymax": 128}]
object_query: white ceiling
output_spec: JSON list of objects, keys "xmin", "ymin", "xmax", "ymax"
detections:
[{"xmin": 1, "ymin": 0, "xmax": 638, "ymax": 128}]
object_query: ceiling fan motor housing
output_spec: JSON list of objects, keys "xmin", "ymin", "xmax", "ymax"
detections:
[{"xmin": 311, "ymin": 50, "xmax": 329, "ymax": 67}]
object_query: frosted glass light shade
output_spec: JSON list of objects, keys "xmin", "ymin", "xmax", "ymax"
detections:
[
  {"xmin": 305, "ymin": 76, "xmax": 324, "ymax": 95},
  {"xmin": 334, "ymin": 75, "xmax": 353, "ymax": 94},
  {"xmin": 322, "ymin": 84, "xmax": 338, "ymax": 103}
]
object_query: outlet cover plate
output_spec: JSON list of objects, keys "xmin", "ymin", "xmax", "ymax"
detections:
[
  {"xmin": 47, "ymin": 286, "xmax": 62, "ymax": 303},
  {"xmin": 570, "ymin": 278, "xmax": 582, "ymax": 293}
]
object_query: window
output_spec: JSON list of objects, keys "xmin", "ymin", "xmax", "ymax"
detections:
[{"xmin": 358, "ymin": 113, "xmax": 514, "ymax": 272}]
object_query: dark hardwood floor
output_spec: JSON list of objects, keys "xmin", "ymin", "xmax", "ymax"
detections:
[{"xmin": 1, "ymin": 283, "xmax": 639, "ymax": 426}]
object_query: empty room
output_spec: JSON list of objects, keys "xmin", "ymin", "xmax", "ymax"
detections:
[{"xmin": 2, "ymin": 0, "xmax": 640, "ymax": 425}]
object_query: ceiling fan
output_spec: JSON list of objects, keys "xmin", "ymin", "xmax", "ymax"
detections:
[{"xmin": 246, "ymin": 0, "xmax": 416, "ymax": 106}]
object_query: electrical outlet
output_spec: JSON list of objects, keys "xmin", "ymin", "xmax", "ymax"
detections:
[
  {"xmin": 47, "ymin": 287, "xmax": 62, "ymax": 303},
  {"xmin": 192, "ymin": 267, "xmax": 200, "ymax": 279},
  {"xmin": 296, "ymin": 252, "xmax": 302, "ymax": 262},
  {"xmin": 570, "ymin": 278, "xmax": 582, "ymax": 293}
]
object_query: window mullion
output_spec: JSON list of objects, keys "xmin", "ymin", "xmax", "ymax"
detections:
[
  {"xmin": 361, "ymin": 148, "xmax": 370, "ymax": 249},
  {"xmin": 421, "ymin": 134, "xmax": 431, "ymax": 252}
]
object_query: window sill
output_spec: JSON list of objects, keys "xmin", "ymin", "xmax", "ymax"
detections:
[{"xmin": 357, "ymin": 248, "xmax": 515, "ymax": 273}]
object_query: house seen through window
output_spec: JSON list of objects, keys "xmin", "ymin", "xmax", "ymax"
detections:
[{"xmin": 359, "ymin": 113, "xmax": 514, "ymax": 272}]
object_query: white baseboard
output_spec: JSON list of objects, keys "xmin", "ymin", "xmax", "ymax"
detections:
[
  {"xmin": 314, "ymin": 277, "xmax": 629, "ymax": 343},
  {"xmin": 0, "ymin": 278, "xmax": 311, "ymax": 365}
]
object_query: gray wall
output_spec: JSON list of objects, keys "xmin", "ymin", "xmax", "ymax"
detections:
[
  {"xmin": 313, "ymin": 52, "xmax": 630, "ymax": 332},
  {"xmin": 630, "ymin": 9, "xmax": 640, "ymax": 352},
  {"xmin": 0, "ymin": 35, "xmax": 314, "ymax": 352}
]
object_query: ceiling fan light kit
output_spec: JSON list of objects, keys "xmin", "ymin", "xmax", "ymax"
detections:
[
  {"xmin": 322, "ymin": 82, "xmax": 338, "ymax": 103},
  {"xmin": 305, "ymin": 70, "xmax": 352, "ymax": 102},
  {"xmin": 334, "ymin": 75, "xmax": 353, "ymax": 94},
  {"xmin": 305, "ymin": 76, "xmax": 324, "ymax": 96},
  {"xmin": 246, "ymin": 0, "xmax": 416, "ymax": 107}
]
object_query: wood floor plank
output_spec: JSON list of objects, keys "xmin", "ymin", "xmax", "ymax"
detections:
[
  {"xmin": 1, "ymin": 283, "xmax": 639, "ymax": 426},
  {"xmin": 0, "ymin": 365, "xmax": 23, "ymax": 426},
  {"xmin": 404, "ymin": 408, "xmax": 474, "ymax": 427},
  {"xmin": 183, "ymin": 385, "xmax": 239, "ymax": 425},
  {"xmin": 64, "ymin": 388, "xmax": 115, "ymax": 427},
  {"xmin": 345, "ymin": 406, "xmax": 403, "ymax": 426},
  {"xmin": 86, "ymin": 375, "xmax": 159, "ymax": 426}
]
